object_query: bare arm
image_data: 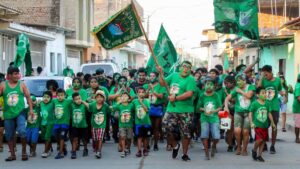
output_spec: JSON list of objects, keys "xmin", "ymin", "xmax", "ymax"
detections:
[
  {"xmin": 244, "ymin": 58, "xmax": 259, "ymax": 73},
  {"xmin": 22, "ymin": 83, "xmax": 33, "ymax": 111},
  {"xmin": 224, "ymin": 94, "xmax": 232, "ymax": 112},
  {"xmin": 139, "ymin": 98, "xmax": 148, "ymax": 112},
  {"xmin": 175, "ymin": 91, "xmax": 193, "ymax": 101},
  {"xmin": 236, "ymin": 89, "xmax": 254, "ymax": 99}
]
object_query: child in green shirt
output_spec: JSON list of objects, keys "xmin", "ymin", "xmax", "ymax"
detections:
[
  {"xmin": 26, "ymin": 95, "xmax": 41, "ymax": 158},
  {"xmin": 70, "ymin": 92, "xmax": 89, "ymax": 159},
  {"xmin": 132, "ymin": 87, "xmax": 151, "ymax": 158},
  {"xmin": 111, "ymin": 92, "xmax": 134, "ymax": 158},
  {"xmin": 40, "ymin": 91, "xmax": 54, "ymax": 158},
  {"xmin": 249, "ymin": 87, "xmax": 276, "ymax": 162},
  {"xmin": 86, "ymin": 90, "xmax": 111, "ymax": 159},
  {"xmin": 53, "ymin": 88, "xmax": 73, "ymax": 159}
]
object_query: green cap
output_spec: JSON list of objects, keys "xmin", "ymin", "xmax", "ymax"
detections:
[{"xmin": 31, "ymin": 95, "xmax": 36, "ymax": 101}]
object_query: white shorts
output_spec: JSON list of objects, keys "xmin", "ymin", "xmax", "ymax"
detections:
[{"xmin": 280, "ymin": 104, "xmax": 287, "ymax": 113}]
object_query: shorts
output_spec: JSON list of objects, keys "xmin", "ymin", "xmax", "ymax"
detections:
[
  {"xmin": 163, "ymin": 112, "xmax": 193, "ymax": 139},
  {"xmin": 70, "ymin": 127, "xmax": 88, "ymax": 140},
  {"xmin": 149, "ymin": 105, "xmax": 164, "ymax": 117},
  {"xmin": 280, "ymin": 104, "xmax": 287, "ymax": 113},
  {"xmin": 119, "ymin": 128, "xmax": 133, "ymax": 139},
  {"xmin": 271, "ymin": 111, "xmax": 279, "ymax": 125},
  {"xmin": 41, "ymin": 124, "xmax": 54, "ymax": 141},
  {"xmin": 201, "ymin": 122, "xmax": 220, "ymax": 140},
  {"xmin": 294, "ymin": 114, "xmax": 300, "ymax": 128},
  {"xmin": 92, "ymin": 128, "xmax": 105, "ymax": 141},
  {"xmin": 135, "ymin": 125, "xmax": 152, "ymax": 138},
  {"xmin": 255, "ymin": 128, "xmax": 269, "ymax": 142},
  {"xmin": 53, "ymin": 124, "xmax": 69, "ymax": 141},
  {"xmin": 4, "ymin": 112, "xmax": 27, "ymax": 141},
  {"xmin": 26, "ymin": 128, "xmax": 39, "ymax": 144},
  {"xmin": 234, "ymin": 112, "xmax": 250, "ymax": 129}
]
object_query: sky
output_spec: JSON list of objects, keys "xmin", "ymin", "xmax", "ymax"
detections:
[{"xmin": 136, "ymin": 0, "xmax": 214, "ymax": 52}]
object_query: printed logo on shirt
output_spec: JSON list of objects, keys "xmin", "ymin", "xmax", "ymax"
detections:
[
  {"xmin": 7, "ymin": 91, "xmax": 19, "ymax": 106},
  {"xmin": 238, "ymin": 95, "xmax": 251, "ymax": 109},
  {"xmin": 170, "ymin": 83, "xmax": 180, "ymax": 95},
  {"xmin": 55, "ymin": 106, "xmax": 64, "ymax": 119},
  {"xmin": 120, "ymin": 111, "xmax": 131, "ymax": 123},
  {"xmin": 149, "ymin": 93, "xmax": 157, "ymax": 104},
  {"xmin": 137, "ymin": 106, "xmax": 146, "ymax": 119},
  {"xmin": 94, "ymin": 112, "xmax": 104, "ymax": 125},
  {"xmin": 73, "ymin": 109, "xmax": 83, "ymax": 124},
  {"xmin": 256, "ymin": 107, "xmax": 268, "ymax": 123},
  {"xmin": 41, "ymin": 110, "xmax": 48, "ymax": 125},
  {"xmin": 204, "ymin": 102, "xmax": 215, "ymax": 116},
  {"xmin": 266, "ymin": 87, "xmax": 275, "ymax": 101},
  {"xmin": 28, "ymin": 111, "xmax": 38, "ymax": 124}
]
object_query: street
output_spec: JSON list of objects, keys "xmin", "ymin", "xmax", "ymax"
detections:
[{"xmin": 1, "ymin": 128, "xmax": 300, "ymax": 169}]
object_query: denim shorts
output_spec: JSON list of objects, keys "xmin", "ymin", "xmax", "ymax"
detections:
[
  {"xmin": 4, "ymin": 111, "xmax": 27, "ymax": 141},
  {"xmin": 26, "ymin": 128, "xmax": 39, "ymax": 144},
  {"xmin": 53, "ymin": 124, "xmax": 69, "ymax": 141},
  {"xmin": 201, "ymin": 122, "xmax": 220, "ymax": 140}
]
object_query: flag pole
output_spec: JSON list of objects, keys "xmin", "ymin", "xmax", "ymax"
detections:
[{"xmin": 131, "ymin": 1, "xmax": 172, "ymax": 95}]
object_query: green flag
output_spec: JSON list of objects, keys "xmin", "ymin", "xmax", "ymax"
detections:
[
  {"xmin": 14, "ymin": 33, "xmax": 32, "ymax": 76},
  {"xmin": 223, "ymin": 53, "xmax": 229, "ymax": 71},
  {"xmin": 146, "ymin": 25, "xmax": 177, "ymax": 76},
  {"xmin": 93, "ymin": 4, "xmax": 143, "ymax": 49},
  {"xmin": 213, "ymin": 0, "xmax": 259, "ymax": 40}
]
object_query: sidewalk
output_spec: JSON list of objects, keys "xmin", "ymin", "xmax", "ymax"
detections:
[{"xmin": 285, "ymin": 113, "xmax": 295, "ymax": 132}]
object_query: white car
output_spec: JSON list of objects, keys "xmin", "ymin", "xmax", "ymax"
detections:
[
  {"xmin": 22, "ymin": 76, "xmax": 72, "ymax": 106},
  {"xmin": 81, "ymin": 61, "xmax": 121, "ymax": 77}
]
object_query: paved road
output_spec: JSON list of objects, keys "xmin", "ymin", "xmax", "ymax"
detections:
[{"xmin": 1, "ymin": 129, "xmax": 300, "ymax": 169}]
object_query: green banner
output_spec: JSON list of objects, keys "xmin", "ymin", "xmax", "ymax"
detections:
[
  {"xmin": 14, "ymin": 33, "xmax": 32, "ymax": 76},
  {"xmin": 223, "ymin": 53, "xmax": 229, "ymax": 71},
  {"xmin": 146, "ymin": 25, "xmax": 178, "ymax": 76},
  {"xmin": 93, "ymin": 4, "xmax": 143, "ymax": 49},
  {"xmin": 214, "ymin": 0, "xmax": 259, "ymax": 40}
]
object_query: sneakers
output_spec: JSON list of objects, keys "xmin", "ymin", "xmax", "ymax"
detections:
[
  {"xmin": 172, "ymin": 143, "xmax": 180, "ymax": 159},
  {"xmin": 257, "ymin": 156, "xmax": 265, "ymax": 162},
  {"xmin": 83, "ymin": 149, "xmax": 88, "ymax": 157},
  {"xmin": 153, "ymin": 144, "xmax": 159, "ymax": 151},
  {"xmin": 63, "ymin": 148, "xmax": 68, "ymax": 156},
  {"xmin": 120, "ymin": 151, "xmax": 125, "ymax": 158},
  {"xmin": 227, "ymin": 146, "xmax": 233, "ymax": 152},
  {"xmin": 136, "ymin": 150, "xmax": 142, "ymax": 158},
  {"xmin": 270, "ymin": 145, "xmax": 276, "ymax": 154},
  {"xmin": 125, "ymin": 149, "xmax": 131, "ymax": 155},
  {"xmin": 29, "ymin": 152, "xmax": 36, "ymax": 157},
  {"xmin": 41, "ymin": 152, "xmax": 51, "ymax": 158},
  {"xmin": 251, "ymin": 150, "xmax": 257, "ymax": 161},
  {"xmin": 55, "ymin": 153, "xmax": 64, "ymax": 159},
  {"xmin": 143, "ymin": 149, "xmax": 149, "ymax": 156},
  {"xmin": 95, "ymin": 152, "xmax": 102, "ymax": 159},
  {"xmin": 282, "ymin": 128, "xmax": 287, "ymax": 132},
  {"xmin": 263, "ymin": 144, "xmax": 268, "ymax": 152},
  {"xmin": 71, "ymin": 151, "xmax": 76, "ymax": 159},
  {"xmin": 181, "ymin": 154, "xmax": 191, "ymax": 161}
]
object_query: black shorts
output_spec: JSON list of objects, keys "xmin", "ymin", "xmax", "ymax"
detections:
[
  {"xmin": 70, "ymin": 127, "xmax": 88, "ymax": 140},
  {"xmin": 135, "ymin": 125, "xmax": 152, "ymax": 138},
  {"xmin": 271, "ymin": 111, "xmax": 279, "ymax": 125},
  {"xmin": 0, "ymin": 119, "xmax": 4, "ymax": 127},
  {"xmin": 54, "ymin": 126, "xmax": 69, "ymax": 141}
]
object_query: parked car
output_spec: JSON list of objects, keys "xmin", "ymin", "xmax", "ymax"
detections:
[
  {"xmin": 80, "ymin": 61, "xmax": 120, "ymax": 77},
  {"xmin": 22, "ymin": 76, "xmax": 72, "ymax": 104}
]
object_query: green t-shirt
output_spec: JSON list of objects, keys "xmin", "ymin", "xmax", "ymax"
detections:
[
  {"xmin": 224, "ymin": 87, "xmax": 235, "ymax": 112},
  {"xmin": 40, "ymin": 101, "xmax": 55, "ymax": 126},
  {"xmin": 113, "ymin": 103, "xmax": 134, "ymax": 128},
  {"xmin": 216, "ymin": 87, "xmax": 226, "ymax": 105},
  {"xmin": 89, "ymin": 102, "xmax": 111, "ymax": 129},
  {"xmin": 66, "ymin": 88, "xmax": 88, "ymax": 101},
  {"xmin": 132, "ymin": 99, "xmax": 151, "ymax": 125},
  {"xmin": 26, "ymin": 106, "xmax": 41, "ymax": 128},
  {"xmin": 293, "ymin": 83, "xmax": 300, "ymax": 113},
  {"xmin": 230, "ymin": 84, "xmax": 256, "ymax": 113},
  {"xmin": 198, "ymin": 92, "xmax": 221, "ymax": 123},
  {"xmin": 53, "ymin": 99, "xmax": 73, "ymax": 125},
  {"xmin": 250, "ymin": 100, "xmax": 270, "ymax": 128},
  {"xmin": 262, "ymin": 77, "xmax": 282, "ymax": 112},
  {"xmin": 71, "ymin": 103, "xmax": 88, "ymax": 128},
  {"xmin": 109, "ymin": 86, "xmax": 136, "ymax": 106},
  {"xmin": 143, "ymin": 83, "xmax": 167, "ymax": 105},
  {"xmin": 63, "ymin": 68, "xmax": 74, "ymax": 77},
  {"xmin": 86, "ymin": 87, "xmax": 110, "ymax": 103},
  {"xmin": 165, "ymin": 72, "xmax": 197, "ymax": 113}
]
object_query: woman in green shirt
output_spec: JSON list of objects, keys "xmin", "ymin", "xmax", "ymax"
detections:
[{"xmin": 66, "ymin": 78, "xmax": 88, "ymax": 101}]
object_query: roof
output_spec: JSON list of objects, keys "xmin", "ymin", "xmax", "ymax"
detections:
[
  {"xmin": 280, "ymin": 17, "xmax": 300, "ymax": 30},
  {"xmin": 200, "ymin": 40, "xmax": 217, "ymax": 47}
]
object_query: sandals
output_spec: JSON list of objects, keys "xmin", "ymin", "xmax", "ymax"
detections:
[
  {"xmin": 5, "ymin": 156, "xmax": 16, "ymax": 162},
  {"xmin": 22, "ymin": 154, "xmax": 29, "ymax": 161},
  {"xmin": 282, "ymin": 128, "xmax": 287, "ymax": 132}
]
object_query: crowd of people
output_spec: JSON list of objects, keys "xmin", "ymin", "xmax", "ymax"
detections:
[{"xmin": 0, "ymin": 59, "xmax": 300, "ymax": 163}]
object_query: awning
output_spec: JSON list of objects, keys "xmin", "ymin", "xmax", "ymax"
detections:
[
  {"xmin": 0, "ymin": 21, "xmax": 55, "ymax": 41},
  {"xmin": 280, "ymin": 17, "xmax": 300, "ymax": 30},
  {"xmin": 200, "ymin": 40, "xmax": 217, "ymax": 47},
  {"xmin": 0, "ymin": 3, "xmax": 21, "ymax": 16}
]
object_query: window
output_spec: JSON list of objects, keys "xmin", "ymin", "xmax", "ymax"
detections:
[
  {"xmin": 50, "ymin": 52, "xmax": 56, "ymax": 73},
  {"xmin": 240, "ymin": 59, "xmax": 244, "ymax": 65},
  {"xmin": 57, "ymin": 53, "xmax": 62, "ymax": 75},
  {"xmin": 91, "ymin": 53, "xmax": 96, "ymax": 63},
  {"xmin": 279, "ymin": 59, "xmax": 286, "ymax": 76},
  {"xmin": 246, "ymin": 56, "xmax": 249, "ymax": 65}
]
